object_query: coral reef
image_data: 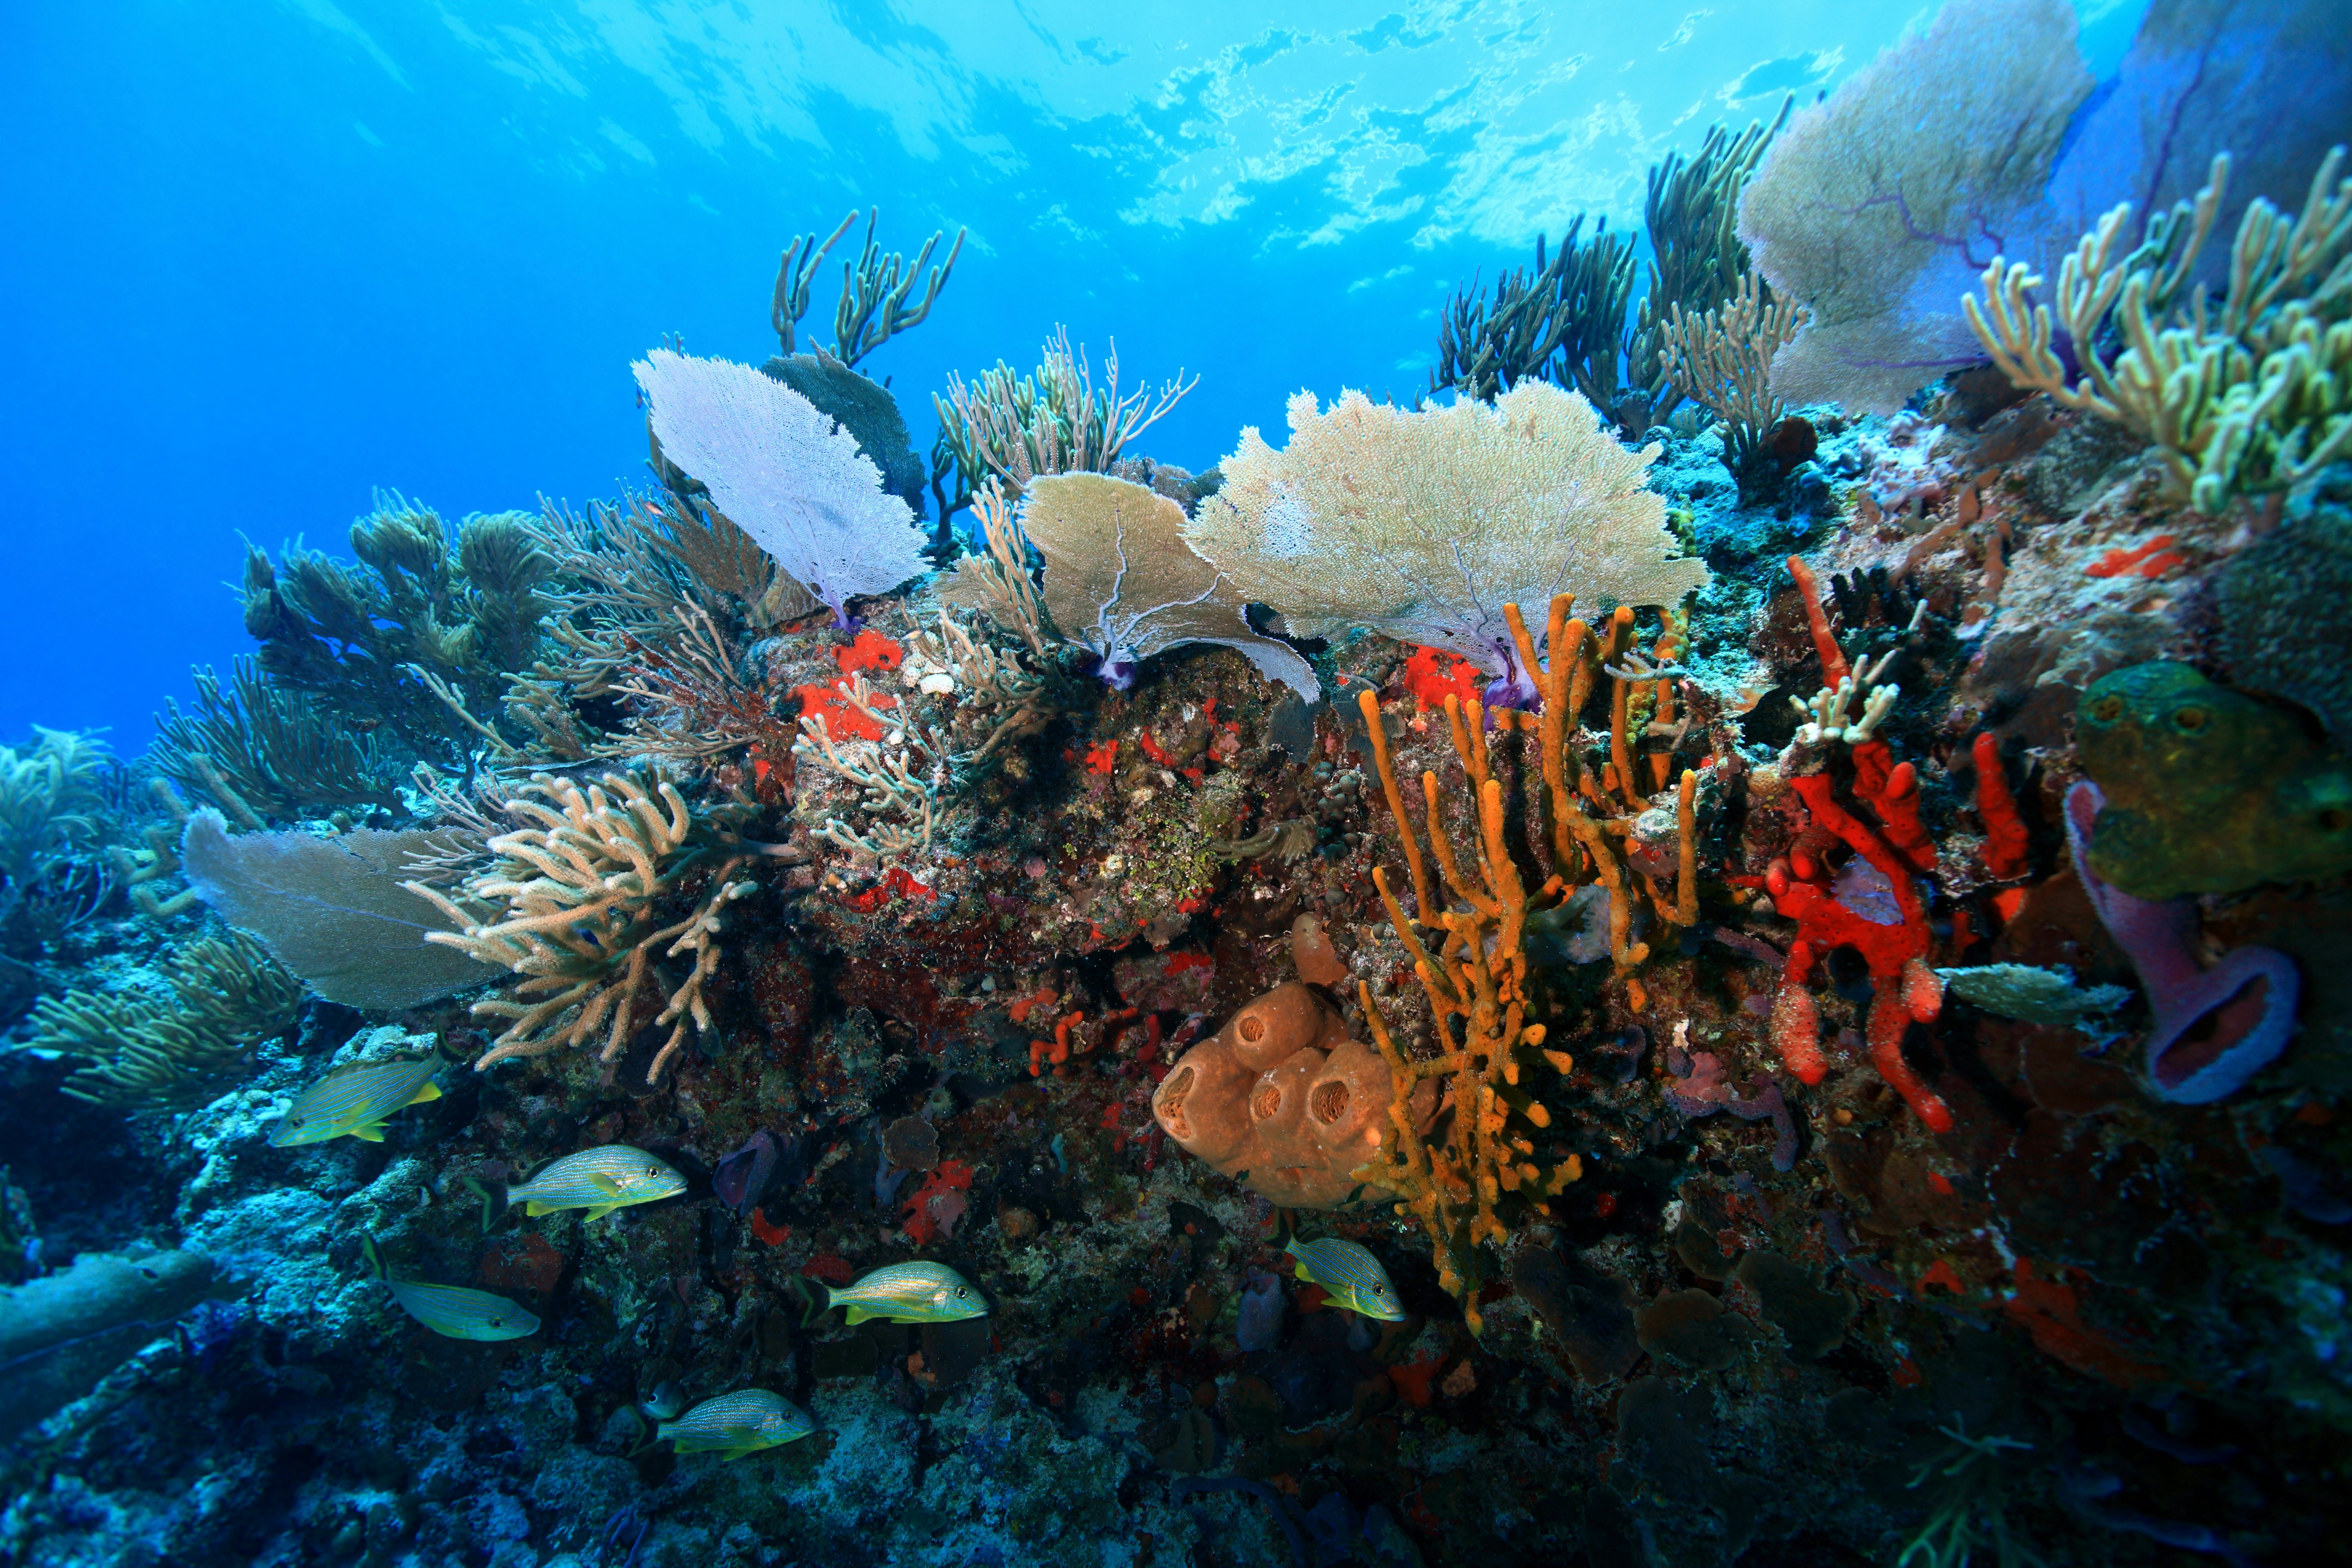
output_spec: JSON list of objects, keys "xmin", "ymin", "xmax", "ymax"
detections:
[{"xmin": 20, "ymin": 77, "xmax": 2352, "ymax": 1568}]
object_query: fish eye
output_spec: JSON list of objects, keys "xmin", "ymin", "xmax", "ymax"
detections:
[
  {"xmin": 489, "ymin": 1317, "xmax": 504, "ymax": 1328},
  {"xmin": 955, "ymin": 1287, "xmax": 969, "ymax": 1298},
  {"xmin": 287, "ymin": 1116, "xmax": 303, "ymax": 1126}
]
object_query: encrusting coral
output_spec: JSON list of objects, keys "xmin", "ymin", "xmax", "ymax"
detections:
[
  {"xmin": 405, "ymin": 769, "xmax": 797, "ymax": 1084},
  {"xmin": 1185, "ymin": 382, "xmax": 1707, "ymax": 703}
]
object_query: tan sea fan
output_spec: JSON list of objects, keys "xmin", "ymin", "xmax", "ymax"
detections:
[{"xmin": 1184, "ymin": 382, "xmax": 1705, "ymax": 697}]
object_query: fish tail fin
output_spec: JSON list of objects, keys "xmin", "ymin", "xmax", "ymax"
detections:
[
  {"xmin": 462, "ymin": 1174, "xmax": 506, "ymax": 1233},
  {"xmin": 408, "ymin": 1081, "xmax": 443, "ymax": 1106}
]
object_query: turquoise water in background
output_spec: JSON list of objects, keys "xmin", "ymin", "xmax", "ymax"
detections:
[{"xmin": 0, "ymin": 0, "xmax": 2148, "ymax": 751}]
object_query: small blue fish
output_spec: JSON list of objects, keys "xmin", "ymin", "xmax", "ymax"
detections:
[
  {"xmin": 507, "ymin": 1146, "xmax": 686, "ymax": 1220},
  {"xmin": 826, "ymin": 1261, "xmax": 986, "ymax": 1325},
  {"xmin": 1284, "ymin": 1237, "xmax": 1407, "ymax": 1320},
  {"xmin": 363, "ymin": 1238, "xmax": 537, "ymax": 1341},
  {"xmin": 658, "ymin": 1389, "xmax": 814, "ymax": 1460},
  {"xmin": 270, "ymin": 1053, "xmax": 444, "ymax": 1146}
]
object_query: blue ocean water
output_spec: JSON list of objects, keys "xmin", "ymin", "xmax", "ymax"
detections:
[{"xmin": 2, "ymin": 0, "xmax": 2145, "ymax": 748}]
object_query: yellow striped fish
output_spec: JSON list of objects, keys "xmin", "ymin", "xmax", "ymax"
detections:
[
  {"xmin": 268, "ymin": 1052, "xmax": 444, "ymax": 1146},
  {"xmin": 826, "ymin": 1261, "xmax": 986, "ymax": 1325},
  {"xmin": 364, "ymin": 1238, "xmax": 538, "ymax": 1341},
  {"xmin": 658, "ymin": 1389, "xmax": 814, "ymax": 1460},
  {"xmin": 1285, "ymin": 1237, "xmax": 1407, "ymax": 1320},
  {"xmin": 507, "ymin": 1146, "xmax": 686, "ymax": 1221}
]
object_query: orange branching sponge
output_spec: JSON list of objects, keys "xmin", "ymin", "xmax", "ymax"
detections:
[{"xmin": 1349, "ymin": 592, "xmax": 1701, "ymax": 1333}]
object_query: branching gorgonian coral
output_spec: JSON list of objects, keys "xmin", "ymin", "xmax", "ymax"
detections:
[
  {"xmin": 1966, "ymin": 147, "xmax": 2352, "ymax": 514},
  {"xmin": 152, "ymin": 658, "xmax": 399, "ymax": 823},
  {"xmin": 1657, "ymin": 269, "xmax": 1808, "ymax": 485},
  {"xmin": 240, "ymin": 494, "xmax": 557, "ymax": 761},
  {"xmin": 0, "ymin": 728, "xmax": 111, "ymax": 885},
  {"xmin": 405, "ymin": 769, "xmax": 798, "ymax": 1084},
  {"xmin": 933, "ymin": 328, "xmax": 1197, "ymax": 496},
  {"xmin": 39, "ymin": 932, "xmax": 302, "ymax": 1110},
  {"xmin": 771, "ymin": 206, "xmax": 965, "ymax": 367}
]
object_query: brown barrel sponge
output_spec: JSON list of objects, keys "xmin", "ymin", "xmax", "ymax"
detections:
[
  {"xmin": 1303, "ymin": 1039, "xmax": 1391, "ymax": 1162},
  {"xmin": 1151, "ymin": 1036, "xmax": 1259, "ymax": 1167},
  {"xmin": 1228, "ymin": 983, "xmax": 1334, "ymax": 1071},
  {"xmin": 1153, "ymin": 983, "xmax": 1416, "ymax": 1211},
  {"xmin": 1249, "ymin": 1048, "xmax": 1330, "ymax": 1169}
]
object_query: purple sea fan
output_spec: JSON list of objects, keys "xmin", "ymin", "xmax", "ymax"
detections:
[{"xmin": 632, "ymin": 348, "xmax": 928, "ymax": 627}]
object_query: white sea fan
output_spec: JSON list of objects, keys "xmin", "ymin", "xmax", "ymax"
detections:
[{"xmin": 631, "ymin": 348, "xmax": 928, "ymax": 623}]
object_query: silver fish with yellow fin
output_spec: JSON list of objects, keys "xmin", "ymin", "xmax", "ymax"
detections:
[
  {"xmin": 826, "ymin": 1261, "xmax": 986, "ymax": 1325},
  {"xmin": 507, "ymin": 1146, "xmax": 686, "ymax": 1220},
  {"xmin": 269, "ymin": 1052, "xmax": 444, "ymax": 1146},
  {"xmin": 364, "ymin": 1237, "xmax": 537, "ymax": 1341},
  {"xmin": 1284, "ymin": 1236, "xmax": 1407, "ymax": 1320},
  {"xmin": 658, "ymin": 1389, "xmax": 814, "ymax": 1460}
]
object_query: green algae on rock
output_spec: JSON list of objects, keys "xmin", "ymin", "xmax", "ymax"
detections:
[{"xmin": 2076, "ymin": 661, "xmax": 2352, "ymax": 899}]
